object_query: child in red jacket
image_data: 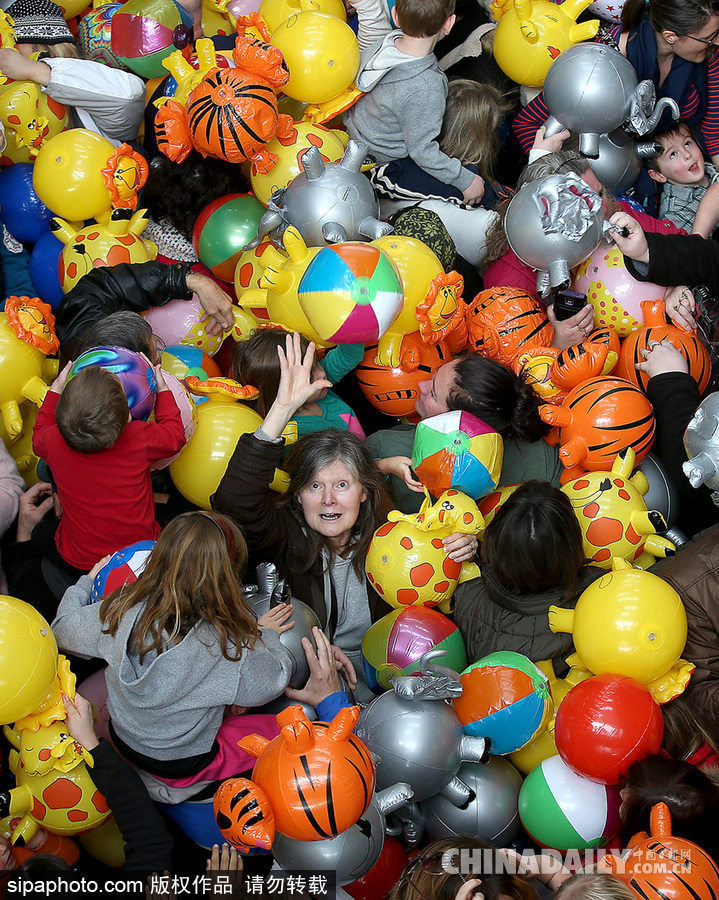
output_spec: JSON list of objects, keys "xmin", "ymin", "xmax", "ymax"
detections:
[{"xmin": 33, "ymin": 360, "xmax": 187, "ymax": 575}]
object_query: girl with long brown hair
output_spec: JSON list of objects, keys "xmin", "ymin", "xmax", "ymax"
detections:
[{"xmin": 52, "ymin": 511, "xmax": 295, "ymax": 795}]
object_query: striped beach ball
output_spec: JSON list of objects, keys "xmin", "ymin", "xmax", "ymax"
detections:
[
  {"xmin": 362, "ymin": 606, "xmax": 467, "ymax": 694},
  {"xmin": 453, "ymin": 651, "xmax": 551, "ymax": 755},
  {"xmin": 519, "ymin": 754, "xmax": 622, "ymax": 850},
  {"xmin": 298, "ymin": 243, "xmax": 403, "ymax": 344}
]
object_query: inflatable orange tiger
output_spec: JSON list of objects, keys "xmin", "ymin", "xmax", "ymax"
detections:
[
  {"xmin": 604, "ymin": 802, "xmax": 719, "ymax": 900},
  {"xmin": 239, "ymin": 705, "xmax": 376, "ymax": 842},
  {"xmin": 356, "ymin": 333, "xmax": 451, "ymax": 418},
  {"xmin": 539, "ymin": 376, "xmax": 655, "ymax": 473},
  {"xmin": 465, "ymin": 286, "xmax": 552, "ymax": 368},
  {"xmin": 616, "ymin": 298, "xmax": 711, "ymax": 394},
  {"xmin": 156, "ymin": 36, "xmax": 293, "ymax": 168}
]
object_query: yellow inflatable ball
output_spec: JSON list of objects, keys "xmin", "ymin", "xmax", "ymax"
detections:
[
  {"xmin": 33, "ymin": 129, "xmax": 114, "ymax": 222},
  {"xmin": 169, "ymin": 396, "xmax": 263, "ymax": 509},
  {"xmin": 259, "ymin": 0, "xmax": 346, "ymax": 33},
  {"xmin": 250, "ymin": 122, "xmax": 347, "ymax": 205},
  {"xmin": 0, "ymin": 596, "xmax": 58, "ymax": 726},
  {"xmin": 270, "ymin": 11, "xmax": 359, "ymax": 104}
]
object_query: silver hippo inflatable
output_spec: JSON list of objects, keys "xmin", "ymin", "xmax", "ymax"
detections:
[{"xmin": 245, "ymin": 140, "xmax": 393, "ymax": 249}]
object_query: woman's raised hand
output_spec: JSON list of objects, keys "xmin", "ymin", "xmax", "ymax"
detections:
[{"xmin": 261, "ymin": 332, "xmax": 332, "ymax": 440}]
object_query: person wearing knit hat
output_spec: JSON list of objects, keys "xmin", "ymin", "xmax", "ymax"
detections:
[
  {"xmin": 5, "ymin": 0, "xmax": 73, "ymax": 46},
  {"xmin": 0, "ymin": 0, "xmax": 145, "ymax": 144}
]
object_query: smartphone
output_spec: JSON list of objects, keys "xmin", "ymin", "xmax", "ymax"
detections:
[{"xmin": 552, "ymin": 289, "xmax": 588, "ymax": 322}]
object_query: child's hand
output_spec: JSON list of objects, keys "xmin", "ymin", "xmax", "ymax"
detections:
[
  {"xmin": 63, "ymin": 692, "xmax": 99, "ymax": 751},
  {"xmin": 608, "ymin": 211, "xmax": 649, "ymax": 263},
  {"xmin": 258, "ymin": 602, "xmax": 295, "ymax": 634},
  {"xmin": 88, "ymin": 554, "xmax": 113, "ymax": 579},
  {"xmin": 207, "ymin": 843, "xmax": 242, "ymax": 873},
  {"xmin": 462, "ymin": 174, "xmax": 485, "ymax": 206},
  {"xmin": 636, "ymin": 337, "xmax": 689, "ymax": 379},
  {"xmin": 531, "ymin": 124, "xmax": 571, "ymax": 153},
  {"xmin": 49, "ymin": 361, "xmax": 73, "ymax": 395},
  {"xmin": 376, "ymin": 457, "xmax": 425, "ymax": 492},
  {"xmin": 443, "ymin": 532, "xmax": 479, "ymax": 563},
  {"xmin": 664, "ymin": 285, "xmax": 697, "ymax": 331},
  {"xmin": 154, "ymin": 363, "xmax": 168, "ymax": 392}
]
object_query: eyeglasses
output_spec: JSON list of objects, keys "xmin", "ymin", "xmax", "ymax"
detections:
[
  {"xmin": 152, "ymin": 333, "xmax": 167, "ymax": 364},
  {"xmin": 399, "ymin": 851, "xmax": 467, "ymax": 900},
  {"xmin": 676, "ymin": 29, "xmax": 719, "ymax": 51}
]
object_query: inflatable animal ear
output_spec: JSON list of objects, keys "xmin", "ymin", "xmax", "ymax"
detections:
[{"xmin": 604, "ymin": 802, "xmax": 719, "ymax": 900}]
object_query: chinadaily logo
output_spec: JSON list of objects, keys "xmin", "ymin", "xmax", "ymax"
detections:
[{"xmin": 437, "ymin": 849, "xmax": 694, "ymax": 877}]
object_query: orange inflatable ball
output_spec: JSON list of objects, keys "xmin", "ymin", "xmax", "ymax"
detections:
[
  {"xmin": 604, "ymin": 802, "xmax": 719, "ymax": 900},
  {"xmin": 239, "ymin": 705, "xmax": 375, "ymax": 842},
  {"xmin": 616, "ymin": 298, "xmax": 711, "ymax": 394},
  {"xmin": 465, "ymin": 286, "xmax": 553, "ymax": 368},
  {"xmin": 539, "ymin": 377, "xmax": 655, "ymax": 472},
  {"xmin": 356, "ymin": 332, "xmax": 452, "ymax": 419}
]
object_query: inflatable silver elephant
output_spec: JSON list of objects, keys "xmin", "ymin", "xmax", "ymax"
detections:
[
  {"xmin": 683, "ymin": 393, "xmax": 719, "ymax": 500},
  {"xmin": 543, "ymin": 43, "xmax": 679, "ymax": 158},
  {"xmin": 504, "ymin": 171, "xmax": 607, "ymax": 294},
  {"xmin": 245, "ymin": 140, "xmax": 393, "ymax": 250}
]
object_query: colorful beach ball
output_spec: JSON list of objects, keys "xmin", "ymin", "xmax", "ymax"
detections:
[
  {"xmin": 412, "ymin": 411, "xmax": 503, "ymax": 501},
  {"xmin": 573, "ymin": 246, "xmax": 664, "ymax": 339},
  {"xmin": 192, "ymin": 194, "xmax": 266, "ymax": 283},
  {"xmin": 91, "ymin": 540, "xmax": 155, "ymax": 602},
  {"xmin": 519, "ymin": 754, "xmax": 622, "ymax": 850},
  {"xmin": 298, "ymin": 243, "xmax": 404, "ymax": 344},
  {"xmin": 111, "ymin": 0, "xmax": 194, "ymax": 78},
  {"xmin": 160, "ymin": 344, "xmax": 222, "ymax": 383},
  {"xmin": 68, "ymin": 346, "xmax": 156, "ymax": 421},
  {"xmin": 452, "ymin": 651, "xmax": 552, "ymax": 755},
  {"xmin": 362, "ymin": 607, "xmax": 467, "ymax": 694}
]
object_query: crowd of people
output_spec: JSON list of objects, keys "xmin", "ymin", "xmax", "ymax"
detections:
[{"xmin": 2, "ymin": 0, "xmax": 719, "ymax": 895}]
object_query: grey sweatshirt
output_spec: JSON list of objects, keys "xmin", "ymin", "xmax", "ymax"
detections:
[
  {"xmin": 344, "ymin": 8, "xmax": 474, "ymax": 192},
  {"xmin": 52, "ymin": 576, "xmax": 294, "ymax": 760}
]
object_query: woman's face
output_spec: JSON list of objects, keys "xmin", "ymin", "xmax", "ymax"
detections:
[
  {"xmin": 297, "ymin": 459, "xmax": 367, "ymax": 550},
  {"xmin": 670, "ymin": 16, "xmax": 719, "ymax": 64},
  {"xmin": 415, "ymin": 359, "xmax": 459, "ymax": 420}
]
